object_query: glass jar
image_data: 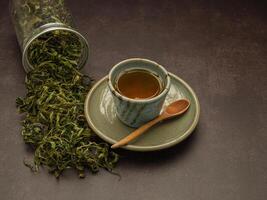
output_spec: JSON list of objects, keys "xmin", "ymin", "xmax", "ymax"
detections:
[{"xmin": 10, "ymin": 0, "xmax": 89, "ymax": 72}]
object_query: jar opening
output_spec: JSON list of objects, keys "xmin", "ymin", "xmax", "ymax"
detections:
[{"xmin": 22, "ymin": 26, "xmax": 89, "ymax": 72}]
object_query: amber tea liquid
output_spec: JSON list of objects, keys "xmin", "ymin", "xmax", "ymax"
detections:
[{"xmin": 115, "ymin": 69, "xmax": 162, "ymax": 99}]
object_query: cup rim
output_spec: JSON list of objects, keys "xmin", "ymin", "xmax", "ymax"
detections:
[{"xmin": 108, "ymin": 58, "xmax": 171, "ymax": 103}]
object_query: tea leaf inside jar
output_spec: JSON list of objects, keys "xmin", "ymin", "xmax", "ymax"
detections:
[
  {"xmin": 12, "ymin": 0, "xmax": 72, "ymax": 46},
  {"xmin": 27, "ymin": 30, "xmax": 82, "ymax": 69}
]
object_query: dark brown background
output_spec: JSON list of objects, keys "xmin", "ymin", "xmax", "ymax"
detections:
[{"xmin": 0, "ymin": 0, "xmax": 267, "ymax": 199}]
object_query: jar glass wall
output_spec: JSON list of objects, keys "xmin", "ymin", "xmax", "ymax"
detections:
[{"xmin": 10, "ymin": 0, "xmax": 88, "ymax": 72}]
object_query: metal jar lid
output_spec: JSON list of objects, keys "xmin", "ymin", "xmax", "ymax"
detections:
[{"xmin": 22, "ymin": 23, "xmax": 89, "ymax": 72}]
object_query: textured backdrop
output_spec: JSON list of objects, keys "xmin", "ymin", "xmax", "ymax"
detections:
[{"xmin": 0, "ymin": 0, "xmax": 266, "ymax": 199}]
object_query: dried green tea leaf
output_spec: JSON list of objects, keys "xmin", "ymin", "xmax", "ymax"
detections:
[
  {"xmin": 14, "ymin": 0, "xmax": 118, "ymax": 179},
  {"xmin": 17, "ymin": 47, "xmax": 119, "ymax": 179}
]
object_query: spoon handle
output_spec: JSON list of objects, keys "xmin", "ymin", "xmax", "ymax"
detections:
[{"xmin": 111, "ymin": 116, "xmax": 164, "ymax": 149}]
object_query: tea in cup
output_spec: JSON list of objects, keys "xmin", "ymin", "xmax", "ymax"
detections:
[{"xmin": 108, "ymin": 58, "xmax": 171, "ymax": 128}]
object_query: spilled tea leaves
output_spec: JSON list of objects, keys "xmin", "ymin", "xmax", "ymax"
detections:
[{"xmin": 16, "ymin": 62, "xmax": 119, "ymax": 178}]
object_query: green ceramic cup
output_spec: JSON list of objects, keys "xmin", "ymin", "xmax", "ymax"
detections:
[{"xmin": 108, "ymin": 58, "xmax": 171, "ymax": 128}]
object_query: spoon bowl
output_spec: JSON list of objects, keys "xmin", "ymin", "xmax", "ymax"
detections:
[{"xmin": 164, "ymin": 99, "xmax": 190, "ymax": 116}]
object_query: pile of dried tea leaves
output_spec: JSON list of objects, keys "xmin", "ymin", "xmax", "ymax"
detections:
[{"xmin": 16, "ymin": 30, "xmax": 119, "ymax": 178}]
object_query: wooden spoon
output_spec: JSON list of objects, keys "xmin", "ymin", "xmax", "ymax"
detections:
[{"xmin": 111, "ymin": 99, "xmax": 190, "ymax": 149}]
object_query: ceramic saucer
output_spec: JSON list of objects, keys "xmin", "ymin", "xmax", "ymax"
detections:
[{"xmin": 84, "ymin": 73, "xmax": 200, "ymax": 151}]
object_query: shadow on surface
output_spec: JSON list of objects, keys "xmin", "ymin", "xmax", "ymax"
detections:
[{"xmin": 116, "ymin": 126, "xmax": 200, "ymax": 167}]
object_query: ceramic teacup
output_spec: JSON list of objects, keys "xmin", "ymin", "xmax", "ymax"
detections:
[{"xmin": 108, "ymin": 58, "xmax": 171, "ymax": 128}]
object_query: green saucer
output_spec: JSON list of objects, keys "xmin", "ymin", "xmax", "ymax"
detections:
[{"xmin": 84, "ymin": 73, "xmax": 200, "ymax": 151}]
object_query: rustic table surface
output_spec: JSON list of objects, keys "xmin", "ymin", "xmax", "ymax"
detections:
[{"xmin": 0, "ymin": 0, "xmax": 266, "ymax": 199}]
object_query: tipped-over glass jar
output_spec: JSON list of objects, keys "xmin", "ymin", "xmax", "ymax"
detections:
[{"xmin": 10, "ymin": 0, "xmax": 89, "ymax": 72}]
